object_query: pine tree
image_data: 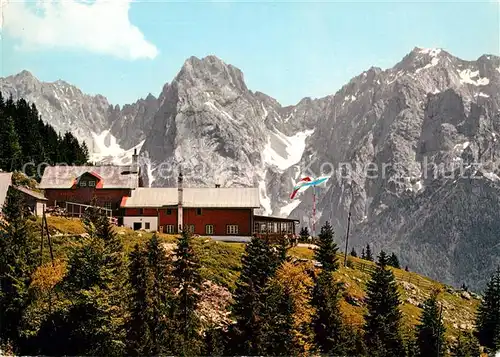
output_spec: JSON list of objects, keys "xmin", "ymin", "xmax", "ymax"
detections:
[
  {"xmin": 57, "ymin": 208, "xmax": 126, "ymax": 356},
  {"xmin": 416, "ymin": 291, "xmax": 446, "ymax": 357},
  {"xmin": 299, "ymin": 226, "xmax": 310, "ymax": 242},
  {"xmin": 311, "ymin": 270, "xmax": 356, "ymax": 355},
  {"xmin": 126, "ymin": 244, "xmax": 152, "ymax": 356},
  {"xmin": 450, "ymin": 330, "xmax": 480, "ymax": 357},
  {"xmin": 0, "ymin": 116, "xmax": 22, "ymax": 171},
  {"xmin": 365, "ymin": 244, "xmax": 374, "ymax": 261},
  {"xmin": 476, "ymin": 267, "xmax": 500, "ymax": 350},
  {"xmin": 230, "ymin": 235, "xmax": 280, "ymax": 355},
  {"xmin": 147, "ymin": 234, "xmax": 175, "ymax": 354},
  {"xmin": 172, "ymin": 229, "xmax": 202, "ymax": 355},
  {"xmin": 363, "ymin": 251, "xmax": 405, "ymax": 357},
  {"xmin": 0, "ymin": 190, "xmax": 37, "ymax": 352},
  {"xmin": 388, "ymin": 253, "xmax": 401, "ymax": 269},
  {"xmin": 260, "ymin": 281, "xmax": 298, "ymax": 355},
  {"xmin": 350, "ymin": 247, "xmax": 358, "ymax": 257},
  {"xmin": 314, "ymin": 221, "xmax": 338, "ymax": 272}
]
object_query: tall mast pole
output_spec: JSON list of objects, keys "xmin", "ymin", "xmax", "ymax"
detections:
[
  {"xmin": 343, "ymin": 210, "xmax": 352, "ymax": 267},
  {"xmin": 312, "ymin": 185, "xmax": 316, "ymax": 237}
]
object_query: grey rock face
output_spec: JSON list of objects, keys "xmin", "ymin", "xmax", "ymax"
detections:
[
  {"xmin": 3, "ymin": 48, "xmax": 500, "ymax": 290},
  {"xmin": 0, "ymin": 70, "xmax": 158, "ymax": 155}
]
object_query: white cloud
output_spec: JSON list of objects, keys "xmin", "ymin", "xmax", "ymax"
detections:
[{"xmin": 0, "ymin": 0, "xmax": 158, "ymax": 60}]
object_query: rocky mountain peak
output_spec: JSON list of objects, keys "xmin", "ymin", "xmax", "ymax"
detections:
[{"xmin": 175, "ymin": 55, "xmax": 248, "ymax": 93}]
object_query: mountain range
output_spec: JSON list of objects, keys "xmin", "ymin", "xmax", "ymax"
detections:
[{"xmin": 1, "ymin": 47, "xmax": 500, "ymax": 290}]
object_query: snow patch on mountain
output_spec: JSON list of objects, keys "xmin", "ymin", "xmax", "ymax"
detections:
[
  {"xmin": 262, "ymin": 129, "xmax": 314, "ymax": 171},
  {"xmin": 259, "ymin": 180, "xmax": 272, "ymax": 215},
  {"xmin": 459, "ymin": 69, "xmax": 490, "ymax": 86},
  {"xmin": 419, "ymin": 48, "xmax": 442, "ymax": 56},
  {"xmin": 90, "ymin": 130, "xmax": 145, "ymax": 165},
  {"xmin": 280, "ymin": 199, "xmax": 301, "ymax": 217},
  {"xmin": 416, "ymin": 57, "xmax": 439, "ymax": 73}
]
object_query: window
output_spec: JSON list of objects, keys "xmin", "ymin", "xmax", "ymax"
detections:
[
  {"xmin": 188, "ymin": 224, "xmax": 195, "ymax": 233},
  {"xmin": 104, "ymin": 202, "xmax": 112, "ymax": 210},
  {"xmin": 254, "ymin": 222, "xmax": 259, "ymax": 233},
  {"xmin": 145, "ymin": 222, "xmax": 151, "ymax": 230},
  {"xmin": 227, "ymin": 225, "xmax": 239, "ymax": 235},
  {"xmin": 206, "ymin": 224, "xmax": 214, "ymax": 235},
  {"xmin": 80, "ymin": 181, "xmax": 87, "ymax": 187},
  {"xmin": 88, "ymin": 181, "xmax": 96, "ymax": 187},
  {"xmin": 196, "ymin": 208, "xmax": 202, "ymax": 215},
  {"xmin": 164, "ymin": 225, "xmax": 175, "ymax": 234},
  {"xmin": 166, "ymin": 208, "xmax": 172, "ymax": 215}
]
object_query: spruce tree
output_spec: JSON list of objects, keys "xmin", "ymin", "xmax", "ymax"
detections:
[
  {"xmin": 58, "ymin": 208, "xmax": 126, "ymax": 356},
  {"xmin": 126, "ymin": 244, "xmax": 152, "ymax": 356},
  {"xmin": 365, "ymin": 244, "xmax": 374, "ymax": 261},
  {"xmin": 476, "ymin": 267, "xmax": 500, "ymax": 350},
  {"xmin": 311, "ymin": 270, "xmax": 355, "ymax": 355},
  {"xmin": 416, "ymin": 291, "xmax": 446, "ymax": 357},
  {"xmin": 388, "ymin": 253, "xmax": 401, "ymax": 269},
  {"xmin": 172, "ymin": 229, "xmax": 202, "ymax": 355},
  {"xmin": 230, "ymin": 235, "xmax": 280, "ymax": 355},
  {"xmin": 0, "ymin": 116, "xmax": 22, "ymax": 171},
  {"xmin": 147, "ymin": 234, "xmax": 175, "ymax": 354},
  {"xmin": 0, "ymin": 190, "xmax": 37, "ymax": 352},
  {"xmin": 314, "ymin": 221, "xmax": 338, "ymax": 272},
  {"xmin": 363, "ymin": 251, "xmax": 405, "ymax": 357},
  {"xmin": 299, "ymin": 226, "xmax": 310, "ymax": 242},
  {"xmin": 450, "ymin": 330, "xmax": 480, "ymax": 357},
  {"xmin": 260, "ymin": 281, "xmax": 298, "ymax": 355},
  {"xmin": 350, "ymin": 247, "xmax": 358, "ymax": 257}
]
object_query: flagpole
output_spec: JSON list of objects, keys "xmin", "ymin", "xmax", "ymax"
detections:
[{"xmin": 312, "ymin": 185, "xmax": 316, "ymax": 237}]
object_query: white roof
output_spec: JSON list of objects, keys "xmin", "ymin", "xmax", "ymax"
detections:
[
  {"xmin": 121, "ymin": 187, "xmax": 260, "ymax": 208},
  {"xmin": 40, "ymin": 165, "xmax": 139, "ymax": 189},
  {"xmin": 0, "ymin": 172, "xmax": 13, "ymax": 211}
]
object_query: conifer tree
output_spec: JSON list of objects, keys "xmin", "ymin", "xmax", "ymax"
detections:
[
  {"xmin": 300, "ymin": 226, "xmax": 310, "ymax": 242},
  {"xmin": 361, "ymin": 248, "xmax": 366, "ymax": 260},
  {"xmin": 230, "ymin": 235, "xmax": 280, "ymax": 355},
  {"xmin": 388, "ymin": 253, "xmax": 401, "ymax": 269},
  {"xmin": 476, "ymin": 267, "xmax": 500, "ymax": 350},
  {"xmin": 314, "ymin": 221, "xmax": 338, "ymax": 272},
  {"xmin": 172, "ymin": 229, "xmax": 202, "ymax": 355},
  {"xmin": 260, "ymin": 281, "xmax": 298, "ymax": 355},
  {"xmin": 363, "ymin": 251, "xmax": 405, "ymax": 357},
  {"xmin": 58, "ymin": 208, "xmax": 126, "ymax": 356},
  {"xmin": 350, "ymin": 247, "xmax": 358, "ymax": 257},
  {"xmin": 365, "ymin": 244, "xmax": 374, "ymax": 261},
  {"xmin": 450, "ymin": 330, "xmax": 480, "ymax": 357},
  {"xmin": 310, "ymin": 221, "xmax": 358, "ymax": 355},
  {"xmin": 311, "ymin": 270, "xmax": 356, "ymax": 355},
  {"xmin": 126, "ymin": 244, "xmax": 152, "ymax": 356},
  {"xmin": 0, "ymin": 190, "xmax": 37, "ymax": 352},
  {"xmin": 0, "ymin": 116, "xmax": 22, "ymax": 171},
  {"xmin": 147, "ymin": 234, "xmax": 175, "ymax": 354},
  {"xmin": 416, "ymin": 291, "xmax": 446, "ymax": 357}
]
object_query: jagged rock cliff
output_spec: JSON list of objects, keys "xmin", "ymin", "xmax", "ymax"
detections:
[{"xmin": 2, "ymin": 48, "xmax": 499, "ymax": 289}]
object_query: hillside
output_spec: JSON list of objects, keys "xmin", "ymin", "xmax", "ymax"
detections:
[
  {"xmin": 3, "ymin": 49, "xmax": 500, "ymax": 291},
  {"xmin": 36, "ymin": 216, "xmax": 480, "ymax": 340}
]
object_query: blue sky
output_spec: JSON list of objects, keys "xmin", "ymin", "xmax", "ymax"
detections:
[{"xmin": 1, "ymin": 0, "xmax": 499, "ymax": 106}]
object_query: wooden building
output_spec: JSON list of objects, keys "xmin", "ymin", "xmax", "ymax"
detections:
[
  {"xmin": 120, "ymin": 173, "xmax": 298, "ymax": 237},
  {"xmin": 39, "ymin": 153, "xmax": 141, "ymax": 219},
  {"xmin": 0, "ymin": 172, "xmax": 48, "ymax": 217}
]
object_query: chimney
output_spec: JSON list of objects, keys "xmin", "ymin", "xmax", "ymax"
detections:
[
  {"xmin": 177, "ymin": 169, "xmax": 183, "ymax": 233},
  {"xmin": 132, "ymin": 149, "xmax": 139, "ymax": 173}
]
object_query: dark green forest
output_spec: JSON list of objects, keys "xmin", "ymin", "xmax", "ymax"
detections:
[
  {"xmin": 0, "ymin": 93, "xmax": 89, "ymax": 178},
  {"xmin": 1, "ymin": 191, "xmax": 499, "ymax": 356}
]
